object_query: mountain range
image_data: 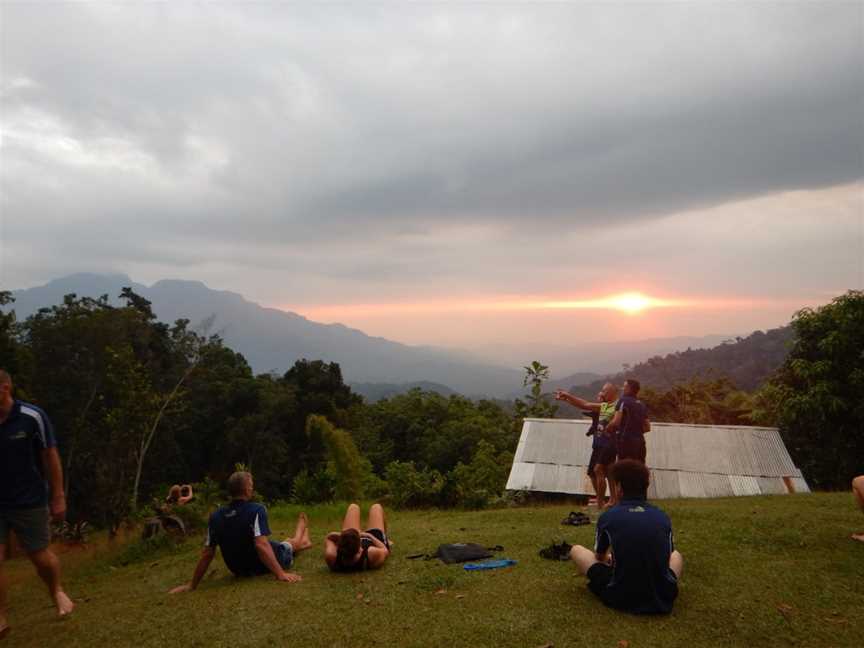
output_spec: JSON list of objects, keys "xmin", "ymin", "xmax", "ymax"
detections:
[{"xmin": 6, "ymin": 273, "xmax": 761, "ymax": 398}]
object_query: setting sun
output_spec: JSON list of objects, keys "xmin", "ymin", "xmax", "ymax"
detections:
[{"xmin": 607, "ymin": 292, "xmax": 655, "ymax": 315}]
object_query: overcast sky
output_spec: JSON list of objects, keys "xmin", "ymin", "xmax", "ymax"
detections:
[{"xmin": 1, "ymin": 2, "xmax": 862, "ymax": 352}]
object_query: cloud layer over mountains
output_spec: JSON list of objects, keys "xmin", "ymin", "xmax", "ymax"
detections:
[{"xmin": 2, "ymin": 3, "xmax": 861, "ymax": 333}]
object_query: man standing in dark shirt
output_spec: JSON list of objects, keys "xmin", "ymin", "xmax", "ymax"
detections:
[
  {"xmin": 169, "ymin": 471, "xmax": 311, "ymax": 593},
  {"xmin": 0, "ymin": 370, "xmax": 74, "ymax": 639},
  {"xmin": 569, "ymin": 460, "xmax": 683, "ymax": 614},
  {"xmin": 606, "ymin": 379, "xmax": 650, "ymax": 464}
]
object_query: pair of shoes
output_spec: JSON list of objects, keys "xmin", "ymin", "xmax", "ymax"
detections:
[
  {"xmin": 561, "ymin": 511, "xmax": 591, "ymax": 526},
  {"xmin": 538, "ymin": 540, "xmax": 573, "ymax": 560}
]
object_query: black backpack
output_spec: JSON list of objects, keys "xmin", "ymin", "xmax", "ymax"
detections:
[{"xmin": 433, "ymin": 543, "xmax": 494, "ymax": 564}]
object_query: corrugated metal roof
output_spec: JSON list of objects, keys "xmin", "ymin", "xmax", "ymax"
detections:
[{"xmin": 506, "ymin": 418, "xmax": 810, "ymax": 499}]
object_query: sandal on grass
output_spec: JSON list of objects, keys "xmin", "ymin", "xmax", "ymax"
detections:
[{"xmin": 561, "ymin": 511, "xmax": 591, "ymax": 526}]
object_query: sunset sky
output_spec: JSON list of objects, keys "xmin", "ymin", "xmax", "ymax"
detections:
[{"xmin": 2, "ymin": 3, "xmax": 862, "ymax": 358}]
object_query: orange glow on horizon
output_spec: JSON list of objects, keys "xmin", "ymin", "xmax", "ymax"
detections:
[{"xmin": 282, "ymin": 291, "xmax": 705, "ymax": 320}]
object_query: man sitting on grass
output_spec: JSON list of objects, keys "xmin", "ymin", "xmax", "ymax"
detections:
[
  {"xmin": 569, "ymin": 460, "xmax": 683, "ymax": 614},
  {"xmin": 169, "ymin": 471, "xmax": 311, "ymax": 593},
  {"xmin": 853, "ymin": 475, "xmax": 864, "ymax": 543}
]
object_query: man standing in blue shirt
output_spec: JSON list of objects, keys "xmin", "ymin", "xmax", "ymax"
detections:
[
  {"xmin": 569, "ymin": 459, "xmax": 683, "ymax": 614},
  {"xmin": 606, "ymin": 379, "xmax": 650, "ymax": 464},
  {"xmin": 0, "ymin": 370, "xmax": 75, "ymax": 639},
  {"xmin": 169, "ymin": 471, "xmax": 311, "ymax": 593}
]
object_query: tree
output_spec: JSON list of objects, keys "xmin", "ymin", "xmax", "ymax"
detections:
[
  {"xmin": 513, "ymin": 361, "xmax": 558, "ymax": 432},
  {"xmin": 754, "ymin": 291, "xmax": 864, "ymax": 489}
]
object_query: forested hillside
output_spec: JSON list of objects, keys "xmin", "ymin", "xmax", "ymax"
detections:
[{"xmin": 568, "ymin": 326, "xmax": 794, "ymax": 396}]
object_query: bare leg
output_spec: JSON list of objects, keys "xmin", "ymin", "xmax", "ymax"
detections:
[
  {"xmin": 366, "ymin": 503, "xmax": 386, "ymax": 533},
  {"xmin": 0, "ymin": 544, "xmax": 9, "ymax": 638},
  {"xmin": 594, "ymin": 465, "xmax": 608, "ymax": 508},
  {"xmin": 287, "ymin": 513, "xmax": 312, "ymax": 552},
  {"xmin": 341, "ymin": 503, "xmax": 361, "ymax": 532},
  {"xmin": 569, "ymin": 544, "xmax": 600, "ymax": 576},
  {"xmin": 27, "ymin": 549, "xmax": 74, "ymax": 617},
  {"xmin": 852, "ymin": 476, "xmax": 864, "ymax": 542},
  {"xmin": 669, "ymin": 550, "xmax": 684, "ymax": 579}
]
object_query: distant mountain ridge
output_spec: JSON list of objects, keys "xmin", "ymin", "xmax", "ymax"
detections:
[
  {"xmin": 6, "ymin": 273, "xmax": 792, "ymax": 399},
  {"xmin": 7, "ymin": 273, "xmax": 523, "ymax": 397},
  {"xmin": 566, "ymin": 326, "xmax": 794, "ymax": 397}
]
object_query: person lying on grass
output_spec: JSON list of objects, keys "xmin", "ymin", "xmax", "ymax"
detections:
[
  {"xmin": 569, "ymin": 459, "xmax": 683, "ymax": 614},
  {"xmin": 324, "ymin": 503, "xmax": 391, "ymax": 572},
  {"xmin": 169, "ymin": 471, "xmax": 311, "ymax": 593},
  {"xmin": 853, "ymin": 475, "xmax": 864, "ymax": 543}
]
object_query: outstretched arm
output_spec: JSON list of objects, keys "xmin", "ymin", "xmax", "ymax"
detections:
[
  {"xmin": 254, "ymin": 536, "xmax": 301, "ymax": 582},
  {"xmin": 169, "ymin": 546, "xmax": 216, "ymax": 593},
  {"xmin": 554, "ymin": 391, "xmax": 602, "ymax": 411}
]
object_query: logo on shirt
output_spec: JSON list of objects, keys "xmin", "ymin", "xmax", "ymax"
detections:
[
  {"xmin": 628, "ymin": 506, "xmax": 646, "ymax": 513},
  {"xmin": 225, "ymin": 510, "xmax": 237, "ymax": 518},
  {"xmin": 5, "ymin": 429, "xmax": 27, "ymax": 441}
]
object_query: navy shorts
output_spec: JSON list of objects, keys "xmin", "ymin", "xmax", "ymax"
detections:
[
  {"xmin": 586, "ymin": 562, "xmax": 613, "ymax": 597},
  {"xmin": 270, "ymin": 540, "xmax": 294, "ymax": 569},
  {"xmin": 617, "ymin": 436, "xmax": 646, "ymax": 463},
  {"xmin": 0, "ymin": 507, "xmax": 51, "ymax": 553},
  {"xmin": 587, "ymin": 445, "xmax": 617, "ymax": 477}
]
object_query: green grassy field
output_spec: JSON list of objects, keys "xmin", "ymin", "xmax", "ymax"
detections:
[{"xmin": 3, "ymin": 493, "xmax": 863, "ymax": 647}]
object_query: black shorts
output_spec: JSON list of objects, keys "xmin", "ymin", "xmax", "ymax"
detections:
[
  {"xmin": 617, "ymin": 436, "xmax": 646, "ymax": 463},
  {"xmin": 586, "ymin": 562, "xmax": 613, "ymax": 597},
  {"xmin": 365, "ymin": 527, "xmax": 390, "ymax": 550},
  {"xmin": 587, "ymin": 446, "xmax": 617, "ymax": 477}
]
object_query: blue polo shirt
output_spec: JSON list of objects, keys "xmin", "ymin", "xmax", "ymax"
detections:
[
  {"xmin": 594, "ymin": 498, "xmax": 678, "ymax": 614},
  {"xmin": 0, "ymin": 400, "xmax": 57, "ymax": 509},
  {"xmin": 205, "ymin": 500, "xmax": 272, "ymax": 576},
  {"xmin": 615, "ymin": 395, "xmax": 648, "ymax": 440}
]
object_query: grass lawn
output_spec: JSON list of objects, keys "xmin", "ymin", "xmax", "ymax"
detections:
[{"xmin": 3, "ymin": 493, "xmax": 863, "ymax": 647}]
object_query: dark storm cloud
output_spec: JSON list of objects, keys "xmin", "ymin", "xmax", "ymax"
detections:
[{"xmin": 1, "ymin": 2, "xmax": 862, "ymax": 294}]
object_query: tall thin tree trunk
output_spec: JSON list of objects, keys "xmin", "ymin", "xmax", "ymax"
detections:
[{"xmin": 130, "ymin": 365, "xmax": 196, "ymax": 511}]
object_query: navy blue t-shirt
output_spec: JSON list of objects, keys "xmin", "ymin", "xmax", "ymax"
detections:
[
  {"xmin": 594, "ymin": 498, "xmax": 678, "ymax": 614},
  {"xmin": 0, "ymin": 400, "xmax": 58, "ymax": 509},
  {"xmin": 205, "ymin": 500, "xmax": 272, "ymax": 576},
  {"xmin": 615, "ymin": 395, "xmax": 648, "ymax": 440}
]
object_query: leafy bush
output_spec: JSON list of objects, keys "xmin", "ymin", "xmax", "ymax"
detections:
[
  {"xmin": 450, "ymin": 441, "xmax": 513, "ymax": 509},
  {"xmin": 384, "ymin": 461, "xmax": 445, "ymax": 508},
  {"xmin": 291, "ymin": 468, "xmax": 336, "ymax": 504}
]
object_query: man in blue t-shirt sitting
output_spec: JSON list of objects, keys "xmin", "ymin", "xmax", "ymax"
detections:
[
  {"xmin": 169, "ymin": 471, "xmax": 311, "ymax": 593},
  {"xmin": 569, "ymin": 460, "xmax": 683, "ymax": 614}
]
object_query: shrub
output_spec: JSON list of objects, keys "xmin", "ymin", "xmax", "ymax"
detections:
[
  {"xmin": 384, "ymin": 461, "xmax": 445, "ymax": 508},
  {"xmin": 291, "ymin": 468, "xmax": 336, "ymax": 504}
]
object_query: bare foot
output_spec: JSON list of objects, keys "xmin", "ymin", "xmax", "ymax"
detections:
[
  {"xmin": 54, "ymin": 590, "xmax": 75, "ymax": 617},
  {"xmin": 852, "ymin": 533, "xmax": 864, "ymax": 543}
]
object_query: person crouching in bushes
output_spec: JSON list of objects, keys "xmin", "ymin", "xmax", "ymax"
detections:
[
  {"xmin": 324, "ymin": 503, "xmax": 391, "ymax": 572},
  {"xmin": 569, "ymin": 459, "xmax": 683, "ymax": 614}
]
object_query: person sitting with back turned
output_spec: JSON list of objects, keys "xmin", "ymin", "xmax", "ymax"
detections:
[
  {"xmin": 569, "ymin": 460, "xmax": 683, "ymax": 614},
  {"xmin": 169, "ymin": 471, "xmax": 311, "ymax": 593},
  {"xmin": 554, "ymin": 383, "xmax": 619, "ymax": 508}
]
